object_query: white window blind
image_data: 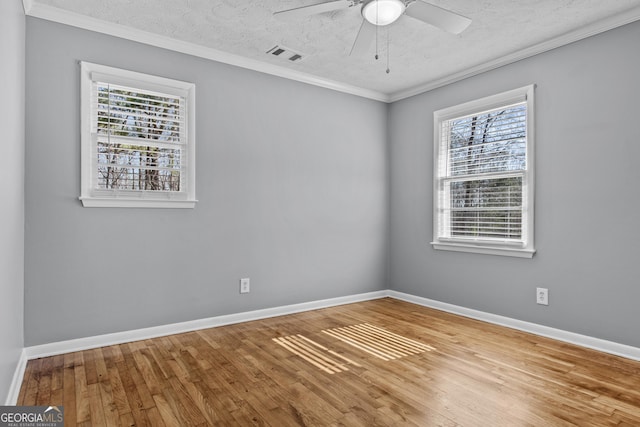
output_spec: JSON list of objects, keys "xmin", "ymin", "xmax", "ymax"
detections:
[
  {"xmin": 432, "ymin": 85, "xmax": 535, "ymax": 258},
  {"xmin": 80, "ymin": 62, "xmax": 196, "ymax": 208},
  {"xmin": 95, "ymin": 82, "xmax": 185, "ymax": 192}
]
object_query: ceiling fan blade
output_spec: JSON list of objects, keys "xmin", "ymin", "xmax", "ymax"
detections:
[
  {"xmin": 404, "ymin": 1, "xmax": 471, "ymax": 35},
  {"xmin": 274, "ymin": 0, "xmax": 351, "ymax": 19},
  {"xmin": 350, "ymin": 19, "xmax": 376, "ymax": 56}
]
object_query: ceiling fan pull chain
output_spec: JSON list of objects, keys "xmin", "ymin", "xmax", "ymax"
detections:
[
  {"xmin": 375, "ymin": 25, "xmax": 379, "ymax": 59},
  {"xmin": 386, "ymin": 26, "xmax": 390, "ymax": 73},
  {"xmin": 375, "ymin": 0, "xmax": 379, "ymax": 60}
]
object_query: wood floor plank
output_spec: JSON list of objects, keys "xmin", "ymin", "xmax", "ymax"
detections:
[
  {"xmin": 83, "ymin": 348, "xmax": 100, "ymax": 385},
  {"xmin": 118, "ymin": 411, "xmax": 136, "ymax": 427},
  {"xmin": 50, "ymin": 354, "xmax": 64, "ymax": 392},
  {"xmin": 131, "ymin": 349, "xmax": 163, "ymax": 396},
  {"xmin": 21, "ymin": 358, "xmax": 42, "ymax": 406},
  {"xmin": 152, "ymin": 392, "xmax": 183, "ymax": 426},
  {"xmin": 106, "ymin": 365, "xmax": 132, "ymax": 416},
  {"xmin": 34, "ymin": 365, "xmax": 51, "ymax": 405},
  {"xmin": 94, "ymin": 347, "xmax": 110, "ymax": 384},
  {"xmin": 73, "ymin": 353, "xmax": 91, "ymax": 424},
  {"xmin": 143, "ymin": 406, "xmax": 167, "ymax": 427},
  {"xmin": 190, "ymin": 377, "xmax": 242, "ymax": 425},
  {"xmin": 170, "ymin": 378, "xmax": 220, "ymax": 426},
  {"xmin": 18, "ymin": 298, "xmax": 640, "ymax": 426},
  {"xmin": 62, "ymin": 353, "xmax": 77, "ymax": 426},
  {"xmin": 120, "ymin": 344, "xmax": 156, "ymax": 410},
  {"xmin": 164, "ymin": 377, "xmax": 209, "ymax": 426},
  {"xmin": 99, "ymin": 374, "xmax": 121, "ymax": 426},
  {"xmin": 87, "ymin": 382, "xmax": 108, "ymax": 426}
]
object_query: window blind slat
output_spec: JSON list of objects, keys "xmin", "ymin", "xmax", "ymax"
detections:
[
  {"xmin": 97, "ymin": 89, "xmax": 181, "ymax": 105},
  {"xmin": 97, "ymin": 93, "xmax": 181, "ymax": 113},
  {"xmin": 448, "ymin": 136, "xmax": 525, "ymax": 152},
  {"xmin": 96, "ymin": 135, "xmax": 184, "ymax": 150},
  {"xmin": 96, "ymin": 110, "xmax": 184, "ymax": 121},
  {"xmin": 96, "ymin": 109, "xmax": 184, "ymax": 123},
  {"xmin": 96, "ymin": 122, "xmax": 183, "ymax": 140}
]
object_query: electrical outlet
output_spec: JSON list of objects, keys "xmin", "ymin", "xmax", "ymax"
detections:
[
  {"xmin": 240, "ymin": 278, "xmax": 250, "ymax": 294},
  {"xmin": 536, "ymin": 287, "xmax": 548, "ymax": 305}
]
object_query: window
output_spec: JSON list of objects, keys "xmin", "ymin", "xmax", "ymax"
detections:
[
  {"xmin": 432, "ymin": 85, "xmax": 535, "ymax": 258},
  {"xmin": 80, "ymin": 62, "xmax": 196, "ymax": 208}
]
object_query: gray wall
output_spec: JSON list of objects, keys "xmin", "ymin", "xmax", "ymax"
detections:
[
  {"xmin": 0, "ymin": 0, "xmax": 26, "ymax": 403},
  {"xmin": 389, "ymin": 21, "xmax": 640, "ymax": 347},
  {"xmin": 25, "ymin": 18, "xmax": 388, "ymax": 346},
  {"xmin": 24, "ymin": 13, "xmax": 640, "ymax": 351}
]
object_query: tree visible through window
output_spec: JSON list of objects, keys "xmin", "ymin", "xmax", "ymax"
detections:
[{"xmin": 433, "ymin": 86, "xmax": 535, "ymax": 257}]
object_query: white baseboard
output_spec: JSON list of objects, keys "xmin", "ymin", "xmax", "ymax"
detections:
[
  {"xmin": 25, "ymin": 290, "xmax": 389, "ymax": 360},
  {"xmin": 19, "ymin": 288, "xmax": 640, "ymax": 385},
  {"xmin": 388, "ymin": 290, "xmax": 640, "ymax": 362},
  {"xmin": 5, "ymin": 349, "xmax": 27, "ymax": 405}
]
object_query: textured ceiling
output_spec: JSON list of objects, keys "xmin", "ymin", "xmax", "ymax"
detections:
[{"xmin": 27, "ymin": 0, "xmax": 640, "ymax": 100}]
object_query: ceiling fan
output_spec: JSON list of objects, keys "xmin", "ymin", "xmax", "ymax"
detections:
[{"xmin": 274, "ymin": 0, "xmax": 472, "ymax": 56}]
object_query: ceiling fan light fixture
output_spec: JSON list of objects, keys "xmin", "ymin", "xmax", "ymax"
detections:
[{"xmin": 362, "ymin": 0, "xmax": 406, "ymax": 26}]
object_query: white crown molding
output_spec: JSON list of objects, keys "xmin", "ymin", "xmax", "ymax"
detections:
[
  {"xmin": 22, "ymin": 1, "xmax": 640, "ymax": 104},
  {"xmin": 388, "ymin": 290, "xmax": 640, "ymax": 362},
  {"xmin": 22, "ymin": 0, "xmax": 32, "ymax": 14},
  {"xmin": 5, "ymin": 349, "xmax": 27, "ymax": 405},
  {"xmin": 22, "ymin": 2, "xmax": 390, "ymax": 103},
  {"xmin": 24, "ymin": 290, "xmax": 389, "ymax": 359},
  {"xmin": 389, "ymin": 5, "xmax": 640, "ymax": 102}
]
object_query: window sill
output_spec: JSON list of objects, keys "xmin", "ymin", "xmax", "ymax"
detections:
[
  {"xmin": 80, "ymin": 197, "xmax": 197, "ymax": 209},
  {"xmin": 431, "ymin": 241, "xmax": 535, "ymax": 258}
]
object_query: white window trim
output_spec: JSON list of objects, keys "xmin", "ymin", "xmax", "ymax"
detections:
[
  {"xmin": 79, "ymin": 61, "xmax": 197, "ymax": 208},
  {"xmin": 431, "ymin": 85, "xmax": 535, "ymax": 258}
]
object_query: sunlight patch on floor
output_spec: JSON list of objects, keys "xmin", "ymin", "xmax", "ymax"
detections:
[
  {"xmin": 273, "ymin": 334, "xmax": 361, "ymax": 374},
  {"xmin": 322, "ymin": 323, "xmax": 435, "ymax": 361}
]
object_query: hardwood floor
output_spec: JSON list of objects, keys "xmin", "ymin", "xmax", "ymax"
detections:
[{"xmin": 18, "ymin": 298, "xmax": 640, "ymax": 426}]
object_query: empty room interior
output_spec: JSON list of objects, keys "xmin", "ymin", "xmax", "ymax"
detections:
[{"xmin": 2, "ymin": 0, "xmax": 640, "ymax": 425}]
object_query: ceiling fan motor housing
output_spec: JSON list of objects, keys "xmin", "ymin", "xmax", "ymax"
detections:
[{"xmin": 361, "ymin": 0, "xmax": 407, "ymax": 26}]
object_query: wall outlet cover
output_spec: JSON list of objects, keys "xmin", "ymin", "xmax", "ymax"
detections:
[
  {"xmin": 536, "ymin": 287, "xmax": 549, "ymax": 305},
  {"xmin": 240, "ymin": 278, "xmax": 250, "ymax": 294}
]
